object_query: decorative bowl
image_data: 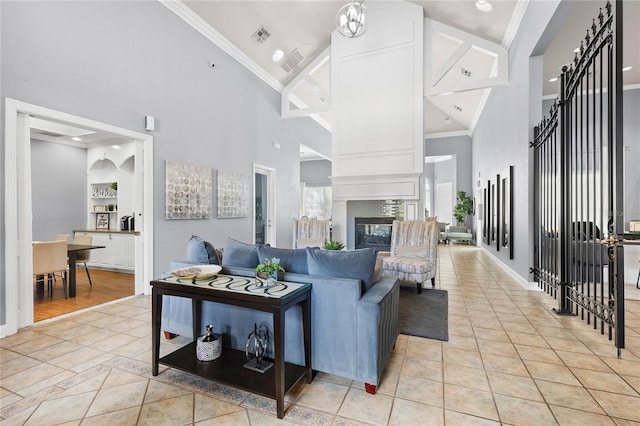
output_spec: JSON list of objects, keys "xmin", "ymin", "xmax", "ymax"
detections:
[{"xmin": 171, "ymin": 264, "xmax": 222, "ymax": 280}]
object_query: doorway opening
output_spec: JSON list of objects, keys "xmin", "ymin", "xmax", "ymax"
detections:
[
  {"xmin": 3, "ymin": 98, "xmax": 154, "ymax": 336},
  {"xmin": 253, "ymin": 164, "xmax": 276, "ymax": 246}
]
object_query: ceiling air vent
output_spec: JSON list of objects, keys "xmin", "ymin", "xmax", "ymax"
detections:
[
  {"xmin": 251, "ymin": 26, "xmax": 270, "ymax": 43},
  {"xmin": 281, "ymin": 49, "xmax": 305, "ymax": 73},
  {"xmin": 36, "ymin": 130, "xmax": 64, "ymax": 137}
]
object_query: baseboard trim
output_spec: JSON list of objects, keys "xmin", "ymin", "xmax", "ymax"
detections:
[
  {"xmin": 33, "ymin": 295, "xmax": 140, "ymax": 326},
  {"xmin": 480, "ymin": 247, "xmax": 542, "ymax": 292},
  {"xmin": 0, "ymin": 324, "xmax": 6, "ymax": 338}
]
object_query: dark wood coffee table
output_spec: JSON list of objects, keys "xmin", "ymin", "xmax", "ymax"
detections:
[{"xmin": 151, "ymin": 274, "xmax": 312, "ymax": 419}]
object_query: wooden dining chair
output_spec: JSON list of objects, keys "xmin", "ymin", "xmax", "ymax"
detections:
[
  {"xmin": 51, "ymin": 234, "xmax": 70, "ymax": 286},
  {"xmin": 55, "ymin": 233, "xmax": 70, "ymax": 242},
  {"xmin": 33, "ymin": 240, "xmax": 68, "ymax": 299},
  {"xmin": 73, "ymin": 235, "xmax": 93, "ymax": 286}
]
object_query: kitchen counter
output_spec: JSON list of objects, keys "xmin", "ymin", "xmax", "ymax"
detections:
[{"xmin": 74, "ymin": 229, "xmax": 140, "ymax": 236}]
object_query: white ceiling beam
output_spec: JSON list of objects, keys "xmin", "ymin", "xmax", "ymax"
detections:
[
  {"xmin": 424, "ymin": 18, "xmax": 508, "ymax": 96},
  {"xmin": 432, "ymin": 41, "xmax": 472, "ymax": 86},
  {"xmin": 282, "ymin": 47, "xmax": 331, "ymax": 119}
]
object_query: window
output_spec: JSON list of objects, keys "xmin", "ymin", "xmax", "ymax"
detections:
[{"xmin": 301, "ymin": 185, "xmax": 332, "ymax": 220}]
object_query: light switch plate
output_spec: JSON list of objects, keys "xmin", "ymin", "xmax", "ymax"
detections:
[{"xmin": 145, "ymin": 115, "xmax": 155, "ymax": 131}]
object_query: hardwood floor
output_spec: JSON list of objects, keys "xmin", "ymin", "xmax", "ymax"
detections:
[{"xmin": 33, "ymin": 268, "xmax": 134, "ymax": 322}]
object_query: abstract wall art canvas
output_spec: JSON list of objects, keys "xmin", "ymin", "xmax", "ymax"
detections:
[
  {"xmin": 165, "ymin": 160, "xmax": 213, "ymax": 219},
  {"xmin": 217, "ymin": 170, "xmax": 250, "ymax": 218}
]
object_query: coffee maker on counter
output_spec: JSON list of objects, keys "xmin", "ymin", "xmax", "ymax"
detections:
[{"xmin": 120, "ymin": 215, "xmax": 134, "ymax": 231}]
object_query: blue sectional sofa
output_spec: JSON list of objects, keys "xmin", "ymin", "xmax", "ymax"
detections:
[{"xmin": 161, "ymin": 237, "xmax": 400, "ymax": 394}]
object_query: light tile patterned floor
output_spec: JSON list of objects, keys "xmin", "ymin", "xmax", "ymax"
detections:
[{"xmin": 1, "ymin": 245, "xmax": 639, "ymax": 425}]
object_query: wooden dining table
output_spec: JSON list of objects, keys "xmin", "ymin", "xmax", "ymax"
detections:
[{"xmin": 67, "ymin": 243, "xmax": 105, "ymax": 297}]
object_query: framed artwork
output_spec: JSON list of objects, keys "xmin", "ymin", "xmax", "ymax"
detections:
[
  {"xmin": 93, "ymin": 205, "xmax": 107, "ymax": 212},
  {"xmin": 501, "ymin": 166, "xmax": 514, "ymax": 259},
  {"xmin": 96, "ymin": 213, "xmax": 110, "ymax": 230},
  {"xmin": 487, "ymin": 180, "xmax": 492, "ymax": 245},
  {"xmin": 495, "ymin": 174, "xmax": 500, "ymax": 251},
  {"xmin": 165, "ymin": 160, "xmax": 213, "ymax": 219},
  {"xmin": 217, "ymin": 170, "xmax": 250, "ymax": 218},
  {"xmin": 482, "ymin": 187, "xmax": 488, "ymax": 243}
]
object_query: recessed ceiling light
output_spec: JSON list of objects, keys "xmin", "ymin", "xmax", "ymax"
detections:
[
  {"xmin": 549, "ymin": 77, "xmax": 558, "ymax": 82},
  {"xmin": 622, "ymin": 66, "xmax": 632, "ymax": 72},
  {"xmin": 112, "ymin": 145, "xmax": 121, "ymax": 149},
  {"xmin": 475, "ymin": 0, "xmax": 492, "ymax": 12},
  {"xmin": 272, "ymin": 49, "xmax": 284, "ymax": 63},
  {"xmin": 71, "ymin": 137, "xmax": 82, "ymax": 142}
]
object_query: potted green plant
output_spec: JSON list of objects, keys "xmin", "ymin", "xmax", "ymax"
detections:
[
  {"xmin": 453, "ymin": 191, "xmax": 473, "ymax": 226},
  {"xmin": 255, "ymin": 257, "xmax": 285, "ymax": 286},
  {"xmin": 323, "ymin": 240, "xmax": 345, "ymax": 250}
]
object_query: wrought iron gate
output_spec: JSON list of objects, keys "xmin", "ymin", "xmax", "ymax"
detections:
[{"xmin": 532, "ymin": 1, "xmax": 624, "ymax": 352}]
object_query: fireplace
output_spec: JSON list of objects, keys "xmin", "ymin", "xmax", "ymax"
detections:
[{"xmin": 355, "ymin": 217, "xmax": 395, "ymax": 252}]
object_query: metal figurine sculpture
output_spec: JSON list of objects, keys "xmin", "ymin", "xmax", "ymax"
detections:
[{"xmin": 243, "ymin": 323, "xmax": 273, "ymax": 373}]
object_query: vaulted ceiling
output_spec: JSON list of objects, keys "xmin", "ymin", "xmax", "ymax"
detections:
[
  {"xmin": 173, "ymin": 0, "xmax": 638, "ymax": 137},
  {"xmin": 30, "ymin": 1, "xmax": 639, "ymax": 147}
]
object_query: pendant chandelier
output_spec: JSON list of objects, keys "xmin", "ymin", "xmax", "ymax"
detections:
[{"xmin": 336, "ymin": 1, "xmax": 367, "ymax": 38}]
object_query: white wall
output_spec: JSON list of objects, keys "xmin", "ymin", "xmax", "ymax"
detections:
[{"xmin": 330, "ymin": 1, "xmax": 425, "ymax": 242}]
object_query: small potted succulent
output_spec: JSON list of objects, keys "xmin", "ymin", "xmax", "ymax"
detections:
[
  {"xmin": 255, "ymin": 257, "xmax": 285, "ymax": 287},
  {"xmin": 323, "ymin": 240, "xmax": 345, "ymax": 250}
]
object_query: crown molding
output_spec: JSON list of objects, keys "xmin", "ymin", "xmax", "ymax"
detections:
[
  {"xmin": 424, "ymin": 130, "xmax": 472, "ymax": 140},
  {"xmin": 160, "ymin": 0, "xmax": 283, "ymax": 93},
  {"xmin": 502, "ymin": 0, "xmax": 530, "ymax": 49}
]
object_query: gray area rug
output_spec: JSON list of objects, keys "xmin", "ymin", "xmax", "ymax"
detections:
[{"xmin": 399, "ymin": 286, "xmax": 448, "ymax": 341}]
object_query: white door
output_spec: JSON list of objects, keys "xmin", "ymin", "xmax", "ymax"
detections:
[{"xmin": 253, "ymin": 164, "xmax": 276, "ymax": 245}]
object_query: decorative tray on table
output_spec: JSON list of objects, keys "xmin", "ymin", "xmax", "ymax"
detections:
[{"xmin": 170, "ymin": 265, "xmax": 222, "ymax": 280}]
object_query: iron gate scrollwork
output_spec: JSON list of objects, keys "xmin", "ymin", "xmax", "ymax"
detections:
[{"xmin": 532, "ymin": 1, "xmax": 624, "ymax": 352}]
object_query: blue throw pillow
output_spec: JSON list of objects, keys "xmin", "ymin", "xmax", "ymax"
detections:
[
  {"xmin": 257, "ymin": 246, "xmax": 308, "ymax": 275},
  {"xmin": 306, "ymin": 247, "xmax": 377, "ymax": 291},
  {"xmin": 204, "ymin": 241, "xmax": 220, "ymax": 265},
  {"xmin": 222, "ymin": 238, "xmax": 259, "ymax": 268},
  {"xmin": 186, "ymin": 235, "xmax": 219, "ymax": 264}
]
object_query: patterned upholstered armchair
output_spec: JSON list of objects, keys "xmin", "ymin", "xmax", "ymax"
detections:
[
  {"xmin": 382, "ymin": 220, "xmax": 439, "ymax": 293},
  {"xmin": 293, "ymin": 216, "xmax": 330, "ymax": 248}
]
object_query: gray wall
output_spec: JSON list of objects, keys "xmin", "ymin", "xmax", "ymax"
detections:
[
  {"xmin": 0, "ymin": 1, "xmax": 330, "ymax": 325},
  {"xmin": 472, "ymin": 0, "xmax": 561, "ymax": 279},
  {"xmin": 425, "ymin": 135, "xmax": 472, "ymax": 197},
  {"xmin": 624, "ymin": 88, "xmax": 640, "ymax": 226},
  {"xmin": 300, "ymin": 159, "xmax": 331, "ymax": 187},
  {"xmin": 31, "ymin": 140, "xmax": 87, "ymax": 241},
  {"xmin": 542, "ymin": 88, "xmax": 640, "ymax": 230},
  {"xmin": 425, "ymin": 135, "xmax": 472, "ymax": 226}
]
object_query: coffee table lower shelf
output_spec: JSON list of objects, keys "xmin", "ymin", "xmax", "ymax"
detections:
[{"xmin": 159, "ymin": 342, "xmax": 308, "ymax": 399}]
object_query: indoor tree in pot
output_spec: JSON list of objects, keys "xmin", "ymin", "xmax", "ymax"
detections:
[{"xmin": 453, "ymin": 191, "xmax": 473, "ymax": 227}]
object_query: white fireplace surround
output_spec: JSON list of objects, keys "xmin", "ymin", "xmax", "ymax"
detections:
[
  {"xmin": 330, "ymin": 2, "xmax": 425, "ymax": 246},
  {"xmin": 332, "ymin": 174, "xmax": 422, "ymax": 246}
]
